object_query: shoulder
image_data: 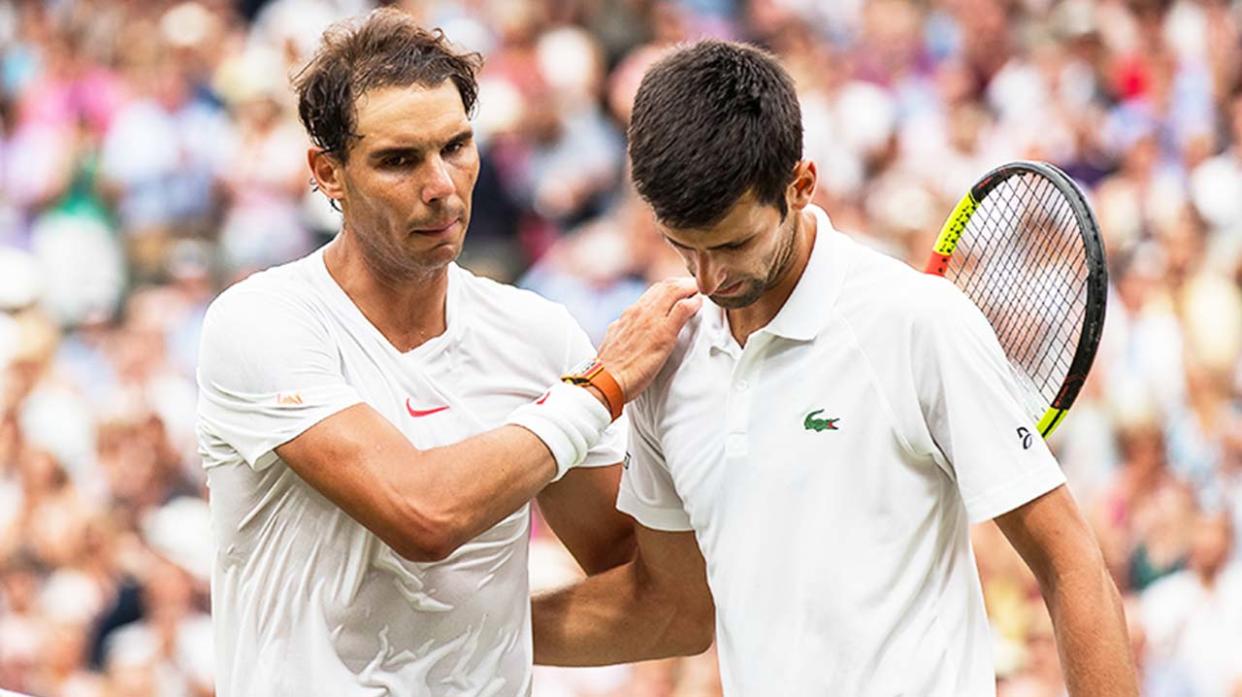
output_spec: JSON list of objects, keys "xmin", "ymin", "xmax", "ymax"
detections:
[
  {"xmin": 455, "ymin": 264, "xmax": 584, "ymax": 338},
  {"xmin": 458, "ymin": 265, "xmax": 576, "ymax": 322},
  {"xmin": 204, "ymin": 256, "xmax": 322, "ymax": 328},
  {"xmin": 200, "ymin": 256, "xmax": 331, "ymax": 364},
  {"xmin": 630, "ymin": 305, "xmax": 709, "ymax": 426},
  {"xmin": 832, "ymin": 234, "xmax": 972, "ymax": 340}
]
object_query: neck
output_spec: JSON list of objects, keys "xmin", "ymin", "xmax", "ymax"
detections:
[
  {"xmin": 323, "ymin": 231, "xmax": 449, "ymax": 352},
  {"xmin": 727, "ymin": 207, "xmax": 818, "ymax": 345}
]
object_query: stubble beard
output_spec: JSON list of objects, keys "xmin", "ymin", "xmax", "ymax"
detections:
[{"xmin": 711, "ymin": 213, "xmax": 799, "ymax": 309}]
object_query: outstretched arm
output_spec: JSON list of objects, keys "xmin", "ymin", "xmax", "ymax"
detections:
[
  {"xmin": 537, "ymin": 464, "xmax": 636, "ymax": 575},
  {"xmin": 533, "ymin": 523, "xmax": 715, "ymax": 665}
]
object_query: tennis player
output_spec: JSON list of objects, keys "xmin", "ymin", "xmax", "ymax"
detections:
[
  {"xmin": 532, "ymin": 40, "xmax": 1139, "ymax": 696},
  {"xmin": 195, "ymin": 10, "xmax": 699, "ymax": 696}
]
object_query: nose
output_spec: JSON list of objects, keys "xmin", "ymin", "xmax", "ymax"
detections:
[
  {"xmin": 692, "ymin": 253, "xmax": 727, "ymax": 295},
  {"xmin": 421, "ymin": 156, "xmax": 455, "ymax": 205}
]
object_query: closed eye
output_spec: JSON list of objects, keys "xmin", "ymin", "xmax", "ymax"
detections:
[
  {"xmin": 663, "ymin": 235, "xmax": 752, "ymax": 252},
  {"xmin": 376, "ymin": 151, "xmax": 418, "ymax": 169}
]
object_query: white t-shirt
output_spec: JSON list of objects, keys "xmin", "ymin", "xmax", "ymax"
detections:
[
  {"xmin": 618, "ymin": 207, "xmax": 1065, "ymax": 696},
  {"xmin": 197, "ymin": 247, "xmax": 625, "ymax": 697}
]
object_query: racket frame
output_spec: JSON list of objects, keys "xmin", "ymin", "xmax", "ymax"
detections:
[{"xmin": 923, "ymin": 161, "xmax": 1108, "ymax": 438}]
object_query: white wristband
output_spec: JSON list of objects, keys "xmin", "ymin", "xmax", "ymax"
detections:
[{"xmin": 505, "ymin": 382, "xmax": 612, "ymax": 481}]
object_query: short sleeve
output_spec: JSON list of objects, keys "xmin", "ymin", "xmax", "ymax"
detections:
[
  {"xmin": 196, "ymin": 286, "xmax": 362, "ymax": 471},
  {"xmin": 914, "ymin": 281, "xmax": 1066, "ymax": 523},
  {"xmin": 616, "ymin": 395, "xmax": 692, "ymax": 531},
  {"xmin": 559, "ymin": 308, "xmax": 626, "ymax": 468}
]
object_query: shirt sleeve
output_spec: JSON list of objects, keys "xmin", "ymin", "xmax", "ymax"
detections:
[
  {"xmin": 616, "ymin": 394, "xmax": 693, "ymax": 531},
  {"xmin": 559, "ymin": 308, "xmax": 626, "ymax": 468},
  {"xmin": 913, "ymin": 279, "xmax": 1067, "ymax": 524},
  {"xmin": 196, "ymin": 286, "xmax": 363, "ymax": 471}
]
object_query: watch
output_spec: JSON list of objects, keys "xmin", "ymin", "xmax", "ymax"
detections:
[{"xmin": 561, "ymin": 358, "xmax": 625, "ymax": 421}]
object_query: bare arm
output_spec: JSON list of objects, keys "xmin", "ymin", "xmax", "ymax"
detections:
[
  {"xmin": 533, "ymin": 524, "xmax": 714, "ymax": 665},
  {"xmin": 537, "ymin": 464, "xmax": 635, "ymax": 575},
  {"xmin": 273, "ymin": 280, "xmax": 701, "ymax": 563},
  {"xmin": 277, "ymin": 408, "xmax": 558, "ymax": 562},
  {"xmin": 995, "ymin": 484, "xmax": 1139, "ymax": 696}
]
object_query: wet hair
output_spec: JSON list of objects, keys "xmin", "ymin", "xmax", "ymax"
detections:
[
  {"xmin": 293, "ymin": 8, "xmax": 482, "ymax": 161},
  {"xmin": 628, "ymin": 40, "xmax": 803, "ymax": 229}
]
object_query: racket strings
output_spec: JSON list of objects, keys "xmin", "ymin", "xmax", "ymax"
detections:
[
  {"xmin": 945, "ymin": 173, "xmax": 1089, "ymax": 412},
  {"xmin": 973, "ymin": 179, "xmax": 1085, "ymax": 400},
  {"xmin": 997, "ymin": 184, "xmax": 1085, "ymax": 370},
  {"xmin": 980, "ymin": 182, "xmax": 1086, "ymax": 393}
]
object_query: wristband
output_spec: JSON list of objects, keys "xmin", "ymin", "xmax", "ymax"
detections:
[{"xmin": 504, "ymin": 382, "xmax": 611, "ymax": 481}]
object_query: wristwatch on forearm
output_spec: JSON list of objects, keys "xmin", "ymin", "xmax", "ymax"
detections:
[{"xmin": 561, "ymin": 359, "xmax": 625, "ymax": 422}]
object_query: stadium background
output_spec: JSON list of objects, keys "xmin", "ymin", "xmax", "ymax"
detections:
[{"xmin": 0, "ymin": 0, "xmax": 1240, "ymax": 694}]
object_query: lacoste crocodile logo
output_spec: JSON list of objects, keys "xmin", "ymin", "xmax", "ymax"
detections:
[{"xmin": 804, "ymin": 409, "xmax": 839, "ymax": 432}]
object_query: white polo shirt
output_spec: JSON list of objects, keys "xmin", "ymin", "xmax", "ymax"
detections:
[
  {"xmin": 618, "ymin": 206, "xmax": 1065, "ymax": 696},
  {"xmin": 197, "ymin": 246, "xmax": 625, "ymax": 697}
]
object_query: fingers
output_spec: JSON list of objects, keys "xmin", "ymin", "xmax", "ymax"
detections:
[
  {"xmin": 668, "ymin": 295, "xmax": 703, "ymax": 325},
  {"xmin": 660, "ymin": 276, "xmax": 699, "ymax": 298},
  {"xmin": 635, "ymin": 277, "xmax": 696, "ymax": 309}
]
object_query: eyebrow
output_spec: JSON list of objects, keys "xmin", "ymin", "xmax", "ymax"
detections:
[{"xmin": 366, "ymin": 128, "xmax": 473, "ymax": 160}]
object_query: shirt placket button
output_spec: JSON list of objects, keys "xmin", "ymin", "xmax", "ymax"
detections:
[{"xmin": 726, "ymin": 365, "xmax": 752, "ymax": 457}]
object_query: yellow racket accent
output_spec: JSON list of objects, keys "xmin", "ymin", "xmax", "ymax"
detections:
[
  {"xmin": 924, "ymin": 193, "xmax": 978, "ymax": 275},
  {"xmin": 1036, "ymin": 407, "xmax": 1068, "ymax": 438},
  {"xmin": 934, "ymin": 193, "xmax": 978, "ymax": 255}
]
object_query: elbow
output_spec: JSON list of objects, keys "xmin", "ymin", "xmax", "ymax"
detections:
[
  {"xmin": 582, "ymin": 529, "xmax": 638, "ymax": 576},
  {"xmin": 672, "ymin": 604, "xmax": 716, "ymax": 656},
  {"xmin": 392, "ymin": 536, "xmax": 457, "ymax": 563},
  {"xmin": 683, "ymin": 614, "xmax": 715, "ymax": 656},
  {"xmin": 390, "ymin": 505, "xmax": 469, "ymax": 563}
]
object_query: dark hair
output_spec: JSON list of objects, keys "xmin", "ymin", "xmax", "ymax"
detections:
[
  {"xmin": 628, "ymin": 40, "xmax": 803, "ymax": 229},
  {"xmin": 293, "ymin": 8, "xmax": 483, "ymax": 160}
]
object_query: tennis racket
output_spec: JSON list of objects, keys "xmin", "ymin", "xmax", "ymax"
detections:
[{"xmin": 924, "ymin": 161, "xmax": 1107, "ymax": 439}]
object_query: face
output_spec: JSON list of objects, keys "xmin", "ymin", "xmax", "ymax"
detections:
[
  {"xmin": 312, "ymin": 81, "xmax": 479, "ymax": 280},
  {"xmin": 662, "ymin": 189, "xmax": 800, "ymax": 308}
]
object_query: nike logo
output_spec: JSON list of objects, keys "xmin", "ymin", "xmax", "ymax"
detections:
[
  {"xmin": 535, "ymin": 391, "xmax": 551, "ymax": 405},
  {"xmin": 406, "ymin": 398, "xmax": 450, "ymax": 418}
]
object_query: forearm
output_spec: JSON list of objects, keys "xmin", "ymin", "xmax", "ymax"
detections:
[
  {"xmin": 1041, "ymin": 563, "xmax": 1138, "ymax": 696},
  {"xmin": 413, "ymin": 425, "xmax": 560, "ymax": 549},
  {"xmin": 400, "ymin": 383, "xmax": 613, "ymax": 557},
  {"xmin": 533, "ymin": 561, "xmax": 712, "ymax": 666},
  {"xmin": 996, "ymin": 487, "xmax": 1139, "ymax": 696}
]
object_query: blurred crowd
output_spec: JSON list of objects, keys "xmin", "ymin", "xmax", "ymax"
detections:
[{"xmin": 0, "ymin": 0, "xmax": 1240, "ymax": 695}]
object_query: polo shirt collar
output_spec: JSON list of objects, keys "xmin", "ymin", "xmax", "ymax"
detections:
[{"xmin": 705, "ymin": 205, "xmax": 845, "ymax": 351}]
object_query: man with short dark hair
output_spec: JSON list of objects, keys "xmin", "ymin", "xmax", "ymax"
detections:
[
  {"xmin": 195, "ymin": 10, "xmax": 699, "ymax": 696},
  {"xmin": 532, "ymin": 40, "xmax": 1139, "ymax": 696}
]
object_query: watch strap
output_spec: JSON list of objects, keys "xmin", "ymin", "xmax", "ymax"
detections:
[{"xmin": 562, "ymin": 359, "xmax": 624, "ymax": 421}]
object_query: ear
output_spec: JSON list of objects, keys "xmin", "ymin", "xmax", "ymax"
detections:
[
  {"xmin": 308, "ymin": 148, "xmax": 346, "ymax": 204},
  {"xmin": 786, "ymin": 160, "xmax": 818, "ymax": 212}
]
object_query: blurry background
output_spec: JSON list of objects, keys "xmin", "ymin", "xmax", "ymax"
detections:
[{"xmin": 0, "ymin": 0, "xmax": 1240, "ymax": 695}]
